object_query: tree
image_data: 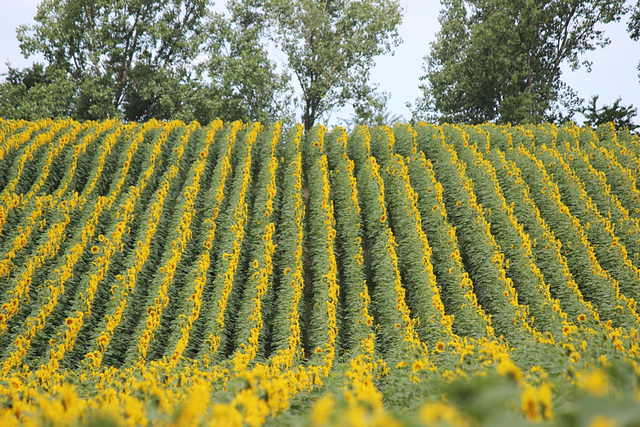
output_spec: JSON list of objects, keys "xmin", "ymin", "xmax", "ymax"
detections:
[
  {"xmin": 0, "ymin": 63, "xmax": 77, "ymax": 120},
  {"xmin": 9, "ymin": 0, "xmax": 210, "ymax": 121},
  {"xmin": 582, "ymin": 95, "xmax": 638, "ymax": 132},
  {"xmin": 413, "ymin": 0, "xmax": 627, "ymax": 124},
  {"xmin": 263, "ymin": 0, "xmax": 403, "ymax": 131},
  {"xmin": 194, "ymin": 0, "xmax": 293, "ymax": 124}
]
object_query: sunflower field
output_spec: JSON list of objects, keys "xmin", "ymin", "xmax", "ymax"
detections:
[{"xmin": 1, "ymin": 118, "xmax": 640, "ymax": 426}]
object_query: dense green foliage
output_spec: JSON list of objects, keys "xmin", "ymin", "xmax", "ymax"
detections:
[
  {"xmin": 262, "ymin": 0, "xmax": 402, "ymax": 131},
  {"xmin": 413, "ymin": 0, "xmax": 628, "ymax": 124},
  {"xmin": 9, "ymin": 0, "xmax": 210, "ymax": 121}
]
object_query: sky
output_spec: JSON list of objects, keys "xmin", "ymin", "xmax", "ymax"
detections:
[{"xmin": 0, "ymin": 0, "xmax": 639, "ymax": 126}]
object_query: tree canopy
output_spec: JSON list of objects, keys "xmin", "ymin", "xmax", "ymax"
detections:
[
  {"xmin": 190, "ymin": 0, "xmax": 292, "ymax": 124},
  {"xmin": 263, "ymin": 0, "xmax": 403, "ymax": 131},
  {"xmin": 413, "ymin": 0, "xmax": 627, "ymax": 124},
  {"xmin": 10, "ymin": 0, "xmax": 210, "ymax": 121}
]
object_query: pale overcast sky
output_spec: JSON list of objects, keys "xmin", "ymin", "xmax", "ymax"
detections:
[{"xmin": 1, "ymin": 0, "xmax": 638, "ymax": 125}]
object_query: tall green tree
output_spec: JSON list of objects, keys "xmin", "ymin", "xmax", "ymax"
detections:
[
  {"xmin": 193, "ymin": 0, "xmax": 293, "ymax": 124},
  {"xmin": 413, "ymin": 0, "xmax": 627, "ymax": 124},
  {"xmin": 10, "ymin": 0, "xmax": 210, "ymax": 121},
  {"xmin": 263, "ymin": 0, "xmax": 403, "ymax": 131}
]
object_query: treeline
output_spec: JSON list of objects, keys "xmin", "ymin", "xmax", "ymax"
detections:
[{"xmin": 1, "ymin": 0, "xmax": 639, "ymax": 129}]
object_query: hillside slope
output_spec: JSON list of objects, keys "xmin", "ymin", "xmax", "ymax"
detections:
[{"xmin": 1, "ymin": 118, "xmax": 640, "ymax": 425}]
